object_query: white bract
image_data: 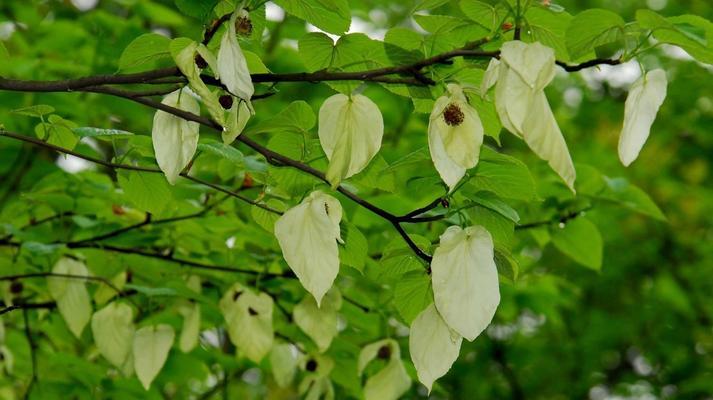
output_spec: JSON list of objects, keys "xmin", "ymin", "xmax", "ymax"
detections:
[
  {"xmin": 428, "ymin": 83, "xmax": 484, "ymax": 191},
  {"xmin": 91, "ymin": 302, "xmax": 135, "ymax": 370},
  {"xmin": 219, "ymin": 283, "xmax": 274, "ymax": 362},
  {"xmin": 318, "ymin": 93, "xmax": 384, "ymax": 187},
  {"xmin": 152, "ymin": 88, "xmax": 200, "ymax": 184},
  {"xmin": 619, "ymin": 69, "xmax": 668, "ymax": 166},
  {"xmin": 274, "ymin": 191, "xmax": 343, "ymax": 305},
  {"xmin": 358, "ymin": 339, "xmax": 411, "ymax": 400},
  {"xmin": 293, "ymin": 289, "xmax": 341, "ymax": 352},
  {"xmin": 178, "ymin": 276, "xmax": 201, "ymax": 353},
  {"xmin": 133, "ymin": 324, "xmax": 175, "ymax": 390},
  {"xmin": 47, "ymin": 258, "xmax": 92, "ymax": 338},
  {"xmin": 218, "ymin": 9, "xmax": 255, "ymax": 104},
  {"xmin": 432, "ymin": 225, "xmax": 500, "ymax": 341},
  {"xmin": 493, "ymin": 41, "xmax": 576, "ymax": 191},
  {"xmin": 409, "ymin": 303, "xmax": 462, "ymax": 393},
  {"xmin": 270, "ymin": 343, "xmax": 299, "ymax": 388}
]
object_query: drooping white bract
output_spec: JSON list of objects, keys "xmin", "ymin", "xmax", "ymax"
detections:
[
  {"xmin": 152, "ymin": 88, "xmax": 200, "ymax": 184},
  {"xmin": 219, "ymin": 283, "xmax": 274, "ymax": 362},
  {"xmin": 293, "ymin": 288, "xmax": 342, "ymax": 352},
  {"xmin": 91, "ymin": 302, "xmax": 135, "ymax": 370},
  {"xmin": 218, "ymin": 9, "xmax": 255, "ymax": 104},
  {"xmin": 358, "ymin": 339, "xmax": 411, "ymax": 400},
  {"xmin": 409, "ymin": 303, "xmax": 462, "ymax": 393},
  {"xmin": 428, "ymin": 83, "xmax": 484, "ymax": 192},
  {"xmin": 431, "ymin": 225, "xmax": 500, "ymax": 341},
  {"xmin": 619, "ymin": 69, "xmax": 668, "ymax": 166},
  {"xmin": 270, "ymin": 343, "xmax": 299, "ymax": 388},
  {"xmin": 318, "ymin": 93, "xmax": 384, "ymax": 188},
  {"xmin": 133, "ymin": 324, "xmax": 175, "ymax": 390},
  {"xmin": 493, "ymin": 41, "xmax": 576, "ymax": 191},
  {"xmin": 47, "ymin": 258, "xmax": 92, "ymax": 338},
  {"xmin": 274, "ymin": 191, "xmax": 343, "ymax": 305}
]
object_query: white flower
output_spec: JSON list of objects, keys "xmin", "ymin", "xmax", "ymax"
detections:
[
  {"xmin": 431, "ymin": 225, "xmax": 500, "ymax": 341},
  {"xmin": 318, "ymin": 93, "xmax": 384, "ymax": 187},
  {"xmin": 619, "ymin": 69, "xmax": 667, "ymax": 166},
  {"xmin": 152, "ymin": 88, "xmax": 200, "ymax": 184},
  {"xmin": 171, "ymin": 40, "xmax": 226, "ymax": 125},
  {"xmin": 428, "ymin": 83, "xmax": 484, "ymax": 191},
  {"xmin": 493, "ymin": 41, "xmax": 576, "ymax": 191},
  {"xmin": 274, "ymin": 191, "xmax": 343, "ymax": 305}
]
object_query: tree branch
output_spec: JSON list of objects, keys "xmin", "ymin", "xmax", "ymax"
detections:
[{"xmin": 0, "ymin": 130, "xmax": 281, "ymax": 215}]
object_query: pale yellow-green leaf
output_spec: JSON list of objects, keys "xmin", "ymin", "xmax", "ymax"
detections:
[
  {"xmin": 133, "ymin": 324, "xmax": 175, "ymax": 390},
  {"xmin": 93, "ymin": 271, "xmax": 127, "ymax": 306},
  {"xmin": 481, "ymin": 58, "xmax": 501, "ymax": 96},
  {"xmin": 171, "ymin": 39, "xmax": 225, "ymax": 125},
  {"xmin": 409, "ymin": 303, "xmax": 462, "ymax": 393},
  {"xmin": 222, "ymin": 100, "xmax": 251, "ymax": 144},
  {"xmin": 219, "ymin": 284, "xmax": 274, "ymax": 362},
  {"xmin": 293, "ymin": 289, "xmax": 341, "ymax": 352},
  {"xmin": 152, "ymin": 88, "xmax": 200, "ymax": 184},
  {"xmin": 217, "ymin": 10, "xmax": 255, "ymax": 102},
  {"xmin": 432, "ymin": 226, "xmax": 500, "ymax": 341},
  {"xmin": 318, "ymin": 93, "xmax": 384, "ymax": 187},
  {"xmin": 91, "ymin": 302, "xmax": 135, "ymax": 369},
  {"xmin": 179, "ymin": 303, "xmax": 200, "ymax": 353},
  {"xmin": 428, "ymin": 84, "xmax": 484, "ymax": 191},
  {"xmin": 274, "ymin": 191, "xmax": 343, "ymax": 305},
  {"xmin": 619, "ymin": 69, "xmax": 668, "ymax": 166},
  {"xmin": 270, "ymin": 343, "xmax": 299, "ymax": 388},
  {"xmin": 47, "ymin": 258, "xmax": 92, "ymax": 338}
]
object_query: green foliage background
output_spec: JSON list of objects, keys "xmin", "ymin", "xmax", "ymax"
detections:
[{"xmin": 0, "ymin": 0, "xmax": 712, "ymax": 399}]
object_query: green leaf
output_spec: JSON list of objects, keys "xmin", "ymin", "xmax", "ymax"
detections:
[
  {"xmin": 551, "ymin": 217, "xmax": 603, "ymax": 270},
  {"xmin": 340, "ymin": 223, "xmax": 368, "ymax": 272},
  {"xmin": 468, "ymin": 147, "xmax": 536, "ymax": 201},
  {"xmin": 298, "ymin": 32, "xmax": 335, "ymax": 72},
  {"xmin": 118, "ymin": 171, "xmax": 175, "ymax": 215},
  {"xmin": 393, "ymin": 270, "xmax": 432, "ymax": 325},
  {"xmin": 175, "ymin": 0, "xmax": 219, "ymax": 20},
  {"xmin": 36, "ymin": 115, "xmax": 79, "ymax": 150},
  {"xmin": 599, "ymin": 177, "xmax": 666, "ymax": 221},
  {"xmin": 245, "ymin": 101, "xmax": 316, "ymax": 135},
  {"xmin": 272, "ymin": 0, "xmax": 351, "ymax": 35},
  {"xmin": 637, "ymin": 10, "xmax": 713, "ymax": 64},
  {"xmin": 11, "ymin": 105, "xmax": 55, "ymax": 118},
  {"xmin": 525, "ymin": 6, "xmax": 573, "ymax": 61},
  {"xmin": 118, "ymin": 33, "xmax": 172, "ymax": 71},
  {"xmin": 459, "ymin": 0, "xmax": 504, "ymax": 33},
  {"xmin": 470, "ymin": 191, "xmax": 520, "ymax": 223},
  {"xmin": 494, "ymin": 246, "xmax": 519, "ymax": 282},
  {"xmin": 73, "ymin": 127, "xmax": 135, "ymax": 140},
  {"xmin": 566, "ymin": 9, "xmax": 625, "ymax": 60},
  {"xmin": 197, "ymin": 140, "xmax": 244, "ymax": 164}
]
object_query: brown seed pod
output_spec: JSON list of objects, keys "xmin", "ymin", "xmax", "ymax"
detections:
[
  {"xmin": 235, "ymin": 16, "xmax": 253, "ymax": 36},
  {"xmin": 219, "ymin": 94, "xmax": 234, "ymax": 109},
  {"xmin": 195, "ymin": 54, "xmax": 208, "ymax": 69}
]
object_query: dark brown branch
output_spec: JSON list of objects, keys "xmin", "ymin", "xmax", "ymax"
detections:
[
  {"xmin": 0, "ymin": 130, "xmax": 281, "ymax": 215},
  {"xmin": 23, "ymin": 308, "xmax": 38, "ymax": 396},
  {"xmin": 557, "ymin": 58, "xmax": 622, "ymax": 72},
  {"xmin": 202, "ymin": 13, "xmax": 233, "ymax": 45},
  {"xmin": 397, "ymin": 197, "xmax": 444, "ymax": 222},
  {"xmin": 516, "ymin": 207, "xmax": 592, "ymax": 230},
  {"xmin": 0, "ymin": 301, "xmax": 55, "ymax": 316}
]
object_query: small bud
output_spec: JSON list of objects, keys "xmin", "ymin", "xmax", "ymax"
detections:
[
  {"xmin": 440, "ymin": 198, "xmax": 450, "ymax": 208},
  {"xmin": 195, "ymin": 54, "xmax": 208, "ymax": 69},
  {"xmin": 442, "ymin": 103, "xmax": 465, "ymax": 126},
  {"xmin": 502, "ymin": 22, "xmax": 513, "ymax": 30},
  {"xmin": 10, "ymin": 280, "xmax": 23, "ymax": 294},
  {"xmin": 111, "ymin": 204, "xmax": 125, "ymax": 215},
  {"xmin": 241, "ymin": 172, "xmax": 253, "ymax": 188},
  {"xmin": 377, "ymin": 345, "xmax": 391, "ymax": 359},
  {"xmin": 235, "ymin": 16, "xmax": 253, "ymax": 36},
  {"xmin": 219, "ymin": 95, "xmax": 234, "ymax": 110},
  {"xmin": 305, "ymin": 359, "xmax": 318, "ymax": 372}
]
